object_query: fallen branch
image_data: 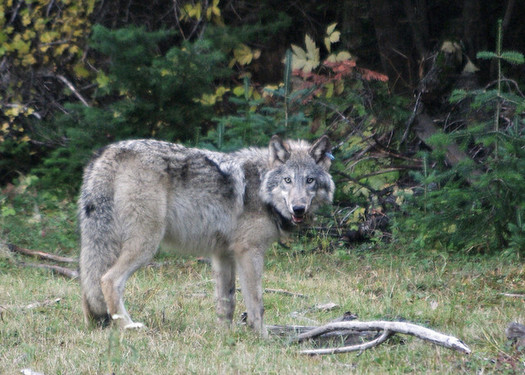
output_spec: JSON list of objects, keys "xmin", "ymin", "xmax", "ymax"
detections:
[
  {"xmin": 289, "ymin": 320, "xmax": 471, "ymax": 355},
  {"xmin": 21, "ymin": 262, "xmax": 79, "ymax": 279},
  {"xmin": 8, "ymin": 244, "xmax": 76, "ymax": 263}
]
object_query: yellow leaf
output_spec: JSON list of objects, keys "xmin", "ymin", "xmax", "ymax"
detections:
[
  {"xmin": 233, "ymin": 86, "xmax": 245, "ymax": 96},
  {"xmin": 69, "ymin": 45, "xmax": 80, "ymax": 55},
  {"xmin": 215, "ymin": 86, "xmax": 229, "ymax": 97},
  {"xmin": 336, "ymin": 51, "xmax": 352, "ymax": 61},
  {"xmin": 74, "ymin": 63, "xmax": 90, "ymax": 78},
  {"xmin": 6, "ymin": 106, "xmax": 20, "ymax": 117},
  {"xmin": 54, "ymin": 44, "xmax": 68, "ymax": 56},
  {"xmin": 329, "ymin": 31, "xmax": 340, "ymax": 43},
  {"xmin": 262, "ymin": 84, "xmax": 279, "ymax": 97},
  {"xmin": 463, "ymin": 57, "xmax": 479, "ymax": 73},
  {"xmin": 22, "ymin": 53, "xmax": 36, "ymax": 66},
  {"xmin": 23, "ymin": 29, "xmax": 36, "ymax": 40},
  {"xmin": 305, "ymin": 34, "xmax": 318, "ymax": 61},
  {"xmin": 291, "ymin": 45, "xmax": 307, "ymax": 70},
  {"xmin": 182, "ymin": 3, "xmax": 202, "ymax": 20},
  {"xmin": 304, "ymin": 34, "xmax": 320, "ymax": 72},
  {"xmin": 325, "ymin": 53, "xmax": 336, "ymax": 63},
  {"xmin": 22, "ymin": 12, "xmax": 31, "ymax": 27},
  {"xmin": 325, "ymin": 82, "xmax": 334, "ymax": 98},
  {"xmin": 33, "ymin": 18, "xmax": 45, "ymax": 32},
  {"xmin": 199, "ymin": 93, "xmax": 216, "ymax": 106},
  {"xmin": 40, "ymin": 32, "xmax": 56, "ymax": 44},
  {"xmin": 206, "ymin": 0, "xmax": 221, "ymax": 20},
  {"xmin": 326, "ymin": 23, "xmax": 337, "ymax": 35},
  {"xmin": 1, "ymin": 122, "xmax": 9, "ymax": 131},
  {"xmin": 96, "ymin": 72, "xmax": 110, "ymax": 88},
  {"xmin": 233, "ymin": 44, "xmax": 254, "ymax": 66},
  {"xmin": 324, "ymin": 37, "xmax": 331, "ymax": 53}
]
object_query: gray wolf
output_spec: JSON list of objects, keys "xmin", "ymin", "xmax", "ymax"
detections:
[{"xmin": 79, "ymin": 135, "xmax": 334, "ymax": 335}]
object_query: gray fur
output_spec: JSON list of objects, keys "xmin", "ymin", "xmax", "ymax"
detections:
[{"xmin": 79, "ymin": 136, "xmax": 334, "ymax": 335}]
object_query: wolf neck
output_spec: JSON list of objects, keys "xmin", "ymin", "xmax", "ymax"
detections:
[{"xmin": 265, "ymin": 203, "xmax": 295, "ymax": 232}]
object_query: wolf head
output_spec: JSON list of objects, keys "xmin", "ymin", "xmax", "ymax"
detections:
[{"xmin": 261, "ymin": 135, "xmax": 335, "ymax": 225}]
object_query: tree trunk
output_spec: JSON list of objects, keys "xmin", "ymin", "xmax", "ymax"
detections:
[{"xmin": 370, "ymin": 0, "xmax": 413, "ymax": 90}]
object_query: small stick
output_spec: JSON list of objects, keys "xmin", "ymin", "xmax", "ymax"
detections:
[
  {"xmin": 300, "ymin": 329, "xmax": 392, "ymax": 355},
  {"xmin": 21, "ymin": 262, "xmax": 79, "ymax": 279},
  {"xmin": 265, "ymin": 288, "xmax": 308, "ymax": 298},
  {"xmin": 500, "ymin": 293, "xmax": 525, "ymax": 298},
  {"xmin": 25, "ymin": 298, "xmax": 62, "ymax": 310},
  {"xmin": 8, "ymin": 244, "xmax": 77, "ymax": 263}
]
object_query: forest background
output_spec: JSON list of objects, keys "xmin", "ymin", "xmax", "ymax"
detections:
[{"xmin": 1, "ymin": 0, "xmax": 525, "ymax": 254}]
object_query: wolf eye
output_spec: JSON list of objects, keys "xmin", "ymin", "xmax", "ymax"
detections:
[
  {"xmin": 306, "ymin": 177, "xmax": 315, "ymax": 184},
  {"xmin": 284, "ymin": 177, "xmax": 292, "ymax": 184}
]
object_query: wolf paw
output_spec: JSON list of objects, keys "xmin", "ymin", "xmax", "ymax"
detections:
[{"xmin": 124, "ymin": 322, "xmax": 145, "ymax": 329}]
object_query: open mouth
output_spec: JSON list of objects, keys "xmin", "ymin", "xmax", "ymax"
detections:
[{"xmin": 291, "ymin": 214, "xmax": 304, "ymax": 224}]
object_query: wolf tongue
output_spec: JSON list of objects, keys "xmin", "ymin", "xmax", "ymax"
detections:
[{"xmin": 292, "ymin": 215, "xmax": 303, "ymax": 223}]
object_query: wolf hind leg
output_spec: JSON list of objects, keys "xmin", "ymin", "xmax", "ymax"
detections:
[
  {"xmin": 100, "ymin": 235, "xmax": 161, "ymax": 329},
  {"xmin": 212, "ymin": 251, "xmax": 236, "ymax": 326}
]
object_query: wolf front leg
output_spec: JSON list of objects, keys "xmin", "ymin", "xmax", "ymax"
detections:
[
  {"xmin": 235, "ymin": 246, "xmax": 268, "ymax": 337},
  {"xmin": 212, "ymin": 251, "xmax": 236, "ymax": 326}
]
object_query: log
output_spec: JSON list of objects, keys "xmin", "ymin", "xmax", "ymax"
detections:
[{"xmin": 290, "ymin": 320, "xmax": 471, "ymax": 355}]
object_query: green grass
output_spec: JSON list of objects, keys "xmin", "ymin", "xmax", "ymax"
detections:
[{"xmin": 1, "ymin": 190, "xmax": 525, "ymax": 374}]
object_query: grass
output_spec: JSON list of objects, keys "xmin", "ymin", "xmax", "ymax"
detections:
[{"xmin": 1, "ymin": 189, "xmax": 525, "ymax": 374}]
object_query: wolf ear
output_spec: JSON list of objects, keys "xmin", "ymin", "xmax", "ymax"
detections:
[
  {"xmin": 309, "ymin": 135, "xmax": 332, "ymax": 170},
  {"xmin": 269, "ymin": 135, "xmax": 291, "ymax": 166}
]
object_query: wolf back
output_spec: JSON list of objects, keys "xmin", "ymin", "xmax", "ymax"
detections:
[{"xmin": 79, "ymin": 136, "xmax": 335, "ymax": 334}]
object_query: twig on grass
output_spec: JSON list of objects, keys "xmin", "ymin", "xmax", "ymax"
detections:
[
  {"xmin": 265, "ymin": 288, "xmax": 308, "ymax": 298},
  {"xmin": 20, "ymin": 262, "xmax": 79, "ymax": 279},
  {"xmin": 24, "ymin": 298, "xmax": 62, "ymax": 310},
  {"xmin": 8, "ymin": 244, "xmax": 77, "ymax": 263},
  {"xmin": 500, "ymin": 293, "xmax": 525, "ymax": 298}
]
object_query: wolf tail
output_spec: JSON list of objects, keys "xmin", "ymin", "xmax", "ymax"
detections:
[{"xmin": 78, "ymin": 157, "xmax": 119, "ymax": 325}]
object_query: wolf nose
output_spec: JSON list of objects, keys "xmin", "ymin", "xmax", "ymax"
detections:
[{"xmin": 292, "ymin": 205, "xmax": 306, "ymax": 217}]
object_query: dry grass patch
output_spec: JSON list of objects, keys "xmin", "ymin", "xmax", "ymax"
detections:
[{"xmin": 1, "ymin": 245, "xmax": 525, "ymax": 374}]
